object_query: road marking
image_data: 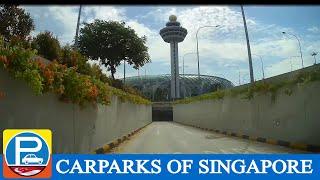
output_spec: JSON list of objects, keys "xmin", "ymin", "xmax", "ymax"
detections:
[
  {"xmin": 111, "ymin": 122, "xmax": 305, "ymax": 153},
  {"xmin": 183, "ymin": 130, "xmax": 193, "ymax": 135}
]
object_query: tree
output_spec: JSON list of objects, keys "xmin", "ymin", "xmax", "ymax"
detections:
[
  {"xmin": 58, "ymin": 44, "xmax": 78, "ymax": 67},
  {"xmin": 32, "ymin": 31, "xmax": 61, "ymax": 60},
  {"xmin": 0, "ymin": 5, "xmax": 35, "ymax": 41},
  {"xmin": 58, "ymin": 44, "xmax": 111, "ymax": 84},
  {"xmin": 78, "ymin": 20, "xmax": 150, "ymax": 79}
]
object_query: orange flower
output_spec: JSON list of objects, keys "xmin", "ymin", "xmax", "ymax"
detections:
[
  {"xmin": 43, "ymin": 68, "xmax": 54, "ymax": 85},
  {"xmin": 0, "ymin": 56, "xmax": 8, "ymax": 66},
  {"xmin": 88, "ymin": 85, "xmax": 99, "ymax": 99},
  {"xmin": 0, "ymin": 91, "xmax": 5, "ymax": 99},
  {"xmin": 84, "ymin": 79, "xmax": 91, "ymax": 87},
  {"xmin": 36, "ymin": 59, "xmax": 46, "ymax": 70},
  {"xmin": 62, "ymin": 64, "xmax": 67, "ymax": 69}
]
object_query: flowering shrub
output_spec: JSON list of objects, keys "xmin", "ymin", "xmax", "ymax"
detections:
[
  {"xmin": 62, "ymin": 69, "xmax": 107, "ymax": 106},
  {"xmin": 0, "ymin": 55, "xmax": 8, "ymax": 68},
  {"xmin": 0, "ymin": 37, "xmax": 43, "ymax": 95},
  {"xmin": 13, "ymin": 60, "xmax": 44, "ymax": 95},
  {"xmin": 90, "ymin": 78, "xmax": 111, "ymax": 105},
  {"xmin": 0, "ymin": 36, "xmax": 150, "ymax": 106},
  {"xmin": 0, "ymin": 90, "xmax": 5, "ymax": 100},
  {"xmin": 38, "ymin": 60, "xmax": 66, "ymax": 94}
]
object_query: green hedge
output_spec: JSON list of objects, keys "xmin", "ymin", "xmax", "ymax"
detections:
[{"xmin": 175, "ymin": 65, "xmax": 320, "ymax": 104}]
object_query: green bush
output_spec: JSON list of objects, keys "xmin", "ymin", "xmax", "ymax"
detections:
[
  {"xmin": 32, "ymin": 31, "xmax": 61, "ymax": 60},
  {"xmin": 14, "ymin": 60, "xmax": 44, "ymax": 95},
  {"xmin": 0, "ymin": 38, "xmax": 43, "ymax": 95},
  {"xmin": 58, "ymin": 45, "xmax": 113, "ymax": 84}
]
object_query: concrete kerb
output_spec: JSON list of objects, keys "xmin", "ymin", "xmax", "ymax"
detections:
[
  {"xmin": 93, "ymin": 122, "xmax": 152, "ymax": 154},
  {"xmin": 177, "ymin": 122, "xmax": 320, "ymax": 153}
]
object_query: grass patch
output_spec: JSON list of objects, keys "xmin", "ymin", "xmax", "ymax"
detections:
[{"xmin": 174, "ymin": 65, "xmax": 320, "ymax": 104}]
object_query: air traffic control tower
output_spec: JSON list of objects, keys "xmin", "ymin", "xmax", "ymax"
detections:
[{"xmin": 160, "ymin": 15, "xmax": 188, "ymax": 100}]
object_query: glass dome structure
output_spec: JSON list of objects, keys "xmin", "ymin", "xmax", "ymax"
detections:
[{"xmin": 124, "ymin": 74, "xmax": 234, "ymax": 102}]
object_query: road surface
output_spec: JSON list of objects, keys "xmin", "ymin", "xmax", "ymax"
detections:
[{"xmin": 113, "ymin": 122, "xmax": 305, "ymax": 153}]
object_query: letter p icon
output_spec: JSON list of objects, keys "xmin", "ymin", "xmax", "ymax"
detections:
[{"xmin": 15, "ymin": 137, "xmax": 42, "ymax": 165}]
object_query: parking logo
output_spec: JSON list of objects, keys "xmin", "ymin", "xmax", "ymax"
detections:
[{"xmin": 3, "ymin": 129, "xmax": 52, "ymax": 178}]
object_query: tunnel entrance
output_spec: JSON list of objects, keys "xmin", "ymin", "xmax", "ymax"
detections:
[{"xmin": 152, "ymin": 102, "xmax": 173, "ymax": 121}]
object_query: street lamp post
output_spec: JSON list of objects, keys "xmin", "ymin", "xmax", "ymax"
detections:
[
  {"xmin": 215, "ymin": 73, "xmax": 226, "ymax": 79},
  {"xmin": 183, "ymin": 52, "xmax": 197, "ymax": 76},
  {"xmin": 282, "ymin": 31, "xmax": 304, "ymax": 68},
  {"xmin": 74, "ymin": 5, "xmax": 82, "ymax": 48},
  {"xmin": 289, "ymin": 56, "xmax": 300, "ymax": 71},
  {"xmin": 227, "ymin": 65, "xmax": 241, "ymax": 86},
  {"xmin": 252, "ymin": 54, "xmax": 265, "ymax": 79},
  {"xmin": 182, "ymin": 53, "xmax": 196, "ymax": 98},
  {"xmin": 242, "ymin": 73, "xmax": 249, "ymax": 84},
  {"xmin": 264, "ymin": 65, "xmax": 272, "ymax": 78},
  {"xmin": 289, "ymin": 57, "xmax": 293, "ymax": 72},
  {"xmin": 241, "ymin": 5, "xmax": 254, "ymax": 84},
  {"xmin": 183, "ymin": 58, "xmax": 184, "ymax": 77},
  {"xmin": 196, "ymin": 25, "xmax": 219, "ymax": 78},
  {"xmin": 311, "ymin": 52, "xmax": 318, "ymax": 64},
  {"xmin": 139, "ymin": 67, "xmax": 147, "ymax": 78},
  {"xmin": 144, "ymin": 68, "xmax": 146, "ymax": 78},
  {"xmin": 237, "ymin": 67, "xmax": 241, "ymax": 85},
  {"xmin": 123, "ymin": 59, "xmax": 126, "ymax": 84}
]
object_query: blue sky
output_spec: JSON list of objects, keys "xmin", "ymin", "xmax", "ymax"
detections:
[{"xmin": 23, "ymin": 5, "xmax": 320, "ymax": 85}]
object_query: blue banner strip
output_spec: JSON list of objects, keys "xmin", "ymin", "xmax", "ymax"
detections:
[{"xmin": 1, "ymin": 154, "xmax": 320, "ymax": 179}]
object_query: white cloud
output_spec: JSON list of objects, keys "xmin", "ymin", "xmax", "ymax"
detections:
[
  {"xmin": 265, "ymin": 57, "xmax": 298, "ymax": 77},
  {"xmin": 252, "ymin": 38, "xmax": 300, "ymax": 58},
  {"xmin": 23, "ymin": 5, "xmax": 125, "ymax": 44},
  {"xmin": 23, "ymin": 5, "xmax": 78, "ymax": 44},
  {"xmin": 82, "ymin": 6, "xmax": 125, "ymax": 23},
  {"xmin": 23, "ymin": 5, "xmax": 320, "ymax": 84},
  {"xmin": 116, "ymin": 6, "xmax": 319, "ymax": 82},
  {"xmin": 264, "ymin": 54, "xmax": 316, "ymax": 78},
  {"xmin": 135, "ymin": 6, "xmax": 254, "ymax": 67},
  {"xmin": 307, "ymin": 26, "xmax": 320, "ymax": 33},
  {"xmin": 47, "ymin": 6, "xmax": 79, "ymax": 44}
]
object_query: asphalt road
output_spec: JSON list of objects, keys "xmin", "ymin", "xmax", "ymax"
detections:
[{"xmin": 113, "ymin": 122, "xmax": 305, "ymax": 154}]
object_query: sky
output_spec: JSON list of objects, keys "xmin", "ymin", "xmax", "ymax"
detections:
[{"xmin": 22, "ymin": 5, "xmax": 320, "ymax": 85}]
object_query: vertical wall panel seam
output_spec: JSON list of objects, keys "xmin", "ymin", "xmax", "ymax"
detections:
[{"xmin": 73, "ymin": 104, "xmax": 76, "ymax": 152}]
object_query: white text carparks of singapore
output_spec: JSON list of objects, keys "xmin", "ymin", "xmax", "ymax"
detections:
[{"xmin": 55, "ymin": 158, "xmax": 313, "ymax": 175}]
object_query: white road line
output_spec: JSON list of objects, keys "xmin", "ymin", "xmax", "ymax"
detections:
[{"xmin": 183, "ymin": 130, "xmax": 193, "ymax": 135}]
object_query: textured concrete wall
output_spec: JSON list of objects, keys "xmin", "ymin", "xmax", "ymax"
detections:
[
  {"xmin": 173, "ymin": 67, "xmax": 320, "ymax": 146},
  {"xmin": 0, "ymin": 69, "xmax": 152, "ymax": 153}
]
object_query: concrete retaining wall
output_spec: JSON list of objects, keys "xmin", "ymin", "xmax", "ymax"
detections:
[
  {"xmin": 0, "ymin": 69, "xmax": 152, "ymax": 153},
  {"xmin": 173, "ymin": 66, "xmax": 320, "ymax": 147}
]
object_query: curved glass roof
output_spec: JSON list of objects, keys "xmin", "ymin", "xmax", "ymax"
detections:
[{"xmin": 124, "ymin": 74, "xmax": 234, "ymax": 102}]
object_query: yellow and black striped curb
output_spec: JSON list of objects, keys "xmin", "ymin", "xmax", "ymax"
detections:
[
  {"xmin": 93, "ymin": 122, "xmax": 152, "ymax": 154},
  {"xmin": 179, "ymin": 122, "xmax": 320, "ymax": 153}
]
